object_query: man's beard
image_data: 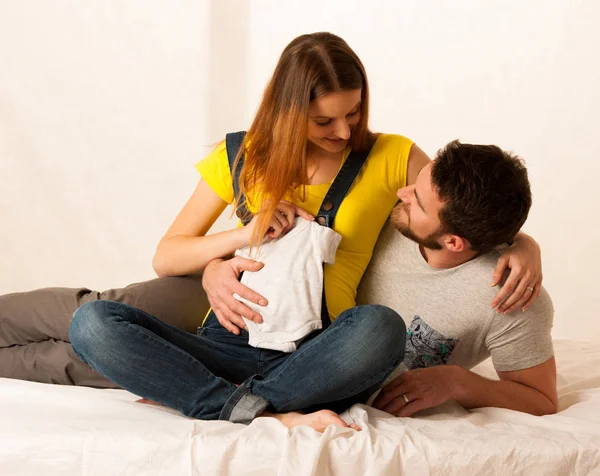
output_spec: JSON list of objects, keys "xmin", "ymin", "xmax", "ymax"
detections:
[{"xmin": 390, "ymin": 203, "xmax": 444, "ymax": 250}]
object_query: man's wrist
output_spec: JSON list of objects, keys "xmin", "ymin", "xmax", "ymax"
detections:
[
  {"xmin": 205, "ymin": 257, "xmax": 224, "ymax": 270},
  {"xmin": 447, "ymin": 365, "xmax": 469, "ymax": 401}
]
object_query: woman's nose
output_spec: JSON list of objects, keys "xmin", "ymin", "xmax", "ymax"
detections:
[{"xmin": 335, "ymin": 121, "xmax": 351, "ymax": 140}]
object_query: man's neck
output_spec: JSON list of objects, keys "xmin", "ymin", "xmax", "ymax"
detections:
[{"xmin": 419, "ymin": 245, "xmax": 479, "ymax": 269}]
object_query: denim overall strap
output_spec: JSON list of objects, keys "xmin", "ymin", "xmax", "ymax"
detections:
[
  {"xmin": 316, "ymin": 145, "xmax": 373, "ymax": 329},
  {"xmin": 225, "ymin": 131, "xmax": 251, "ymax": 225},
  {"xmin": 315, "ymin": 147, "xmax": 372, "ymax": 229}
]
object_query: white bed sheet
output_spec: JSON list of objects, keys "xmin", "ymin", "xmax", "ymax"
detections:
[{"xmin": 1, "ymin": 339, "xmax": 600, "ymax": 476}]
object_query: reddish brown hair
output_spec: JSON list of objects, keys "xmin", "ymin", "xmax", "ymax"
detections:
[{"xmin": 235, "ymin": 32, "xmax": 373, "ymax": 246}]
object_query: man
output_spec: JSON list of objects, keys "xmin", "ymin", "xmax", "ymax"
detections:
[{"xmin": 357, "ymin": 140, "xmax": 557, "ymax": 417}]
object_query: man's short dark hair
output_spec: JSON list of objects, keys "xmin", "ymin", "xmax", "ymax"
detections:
[{"xmin": 431, "ymin": 140, "xmax": 532, "ymax": 253}]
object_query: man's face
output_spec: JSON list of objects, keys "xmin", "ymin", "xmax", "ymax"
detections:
[{"xmin": 390, "ymin": 163, "xmax": 446, "ymax": 250}]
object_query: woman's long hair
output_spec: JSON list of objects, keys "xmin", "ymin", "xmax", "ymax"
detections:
[{"xmin": 235, "ymin": 32, "xmax": 373, "ymax": 246}]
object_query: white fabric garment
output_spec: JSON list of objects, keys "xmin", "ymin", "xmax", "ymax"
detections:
[{"xmin": 234, "ymin": 217, "xmax": 342, "ymax": 352}]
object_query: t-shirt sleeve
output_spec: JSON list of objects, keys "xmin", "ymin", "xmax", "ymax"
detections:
[
  {"xmin": 375, "ymin": 134, "xmax": 414, "ymax": 193},
  {"xmin": 313, "ymin": 224, "xmax": 342, "ymax": 265},
  {"xmin": 485, "ymin": 288, "xmax": 555, "ymax": 372},
  {"xmin": 195, "ymin": 141, "xmax": 234, "ymax": 204}
]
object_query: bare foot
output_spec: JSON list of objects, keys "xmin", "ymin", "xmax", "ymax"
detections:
[
  {"xmin": 136, "ymin": 398, "xmax": 165, "ymax": 407},
  {"xmin": 266, "ymin": 409, "xmax": 361, "ymax": 432}
]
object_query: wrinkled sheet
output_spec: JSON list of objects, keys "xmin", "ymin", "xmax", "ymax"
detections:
[{"xmin": 1, "ymin": 339, "xmax": 599, "ymax": 475}]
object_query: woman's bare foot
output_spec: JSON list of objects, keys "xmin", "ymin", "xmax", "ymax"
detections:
[
  {"xmin": 135, "ymin": 401, "xmax": 360, "ymax": 432},
  {"xmin": 136, "ymin": 398, "xmax": 165, "ymax": 407},
  {"xmin": 265, "ymin": 409, "xmax": 361, "ymax": 432}
]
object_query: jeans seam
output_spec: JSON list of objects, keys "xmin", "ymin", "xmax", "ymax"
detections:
[
  {"xmin": 113, "ymin": 301, "xmax": 125, "ymax": 318},
  {"xmin": 257, "ymin": 349, "xmax": 267, "ymax": 376}
]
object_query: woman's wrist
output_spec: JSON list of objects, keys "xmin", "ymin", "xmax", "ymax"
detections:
[
  {"xmin": 513, "ymin": 231, "xmax": 527, "ymax": 242},
  {"xmin": 513, "ymin": 231, "xmax": 536, "ymax": 247},
  {"xmin": 233, "ymin": 224, "xmax": 253, "ymax": 247}
]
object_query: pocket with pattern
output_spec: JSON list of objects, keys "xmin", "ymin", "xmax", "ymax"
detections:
[{"xmin": 404, "ymin": 316, "xmax": 457, "ymax": 370}]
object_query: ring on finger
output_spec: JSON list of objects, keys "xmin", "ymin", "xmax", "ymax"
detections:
[
  {"xmin": 526, "ymin": 286, "xmax": 534, "ymax": 292},
  {"xmin": 401, "ymin": 393, "xmax": 409, "ymax": 404}
]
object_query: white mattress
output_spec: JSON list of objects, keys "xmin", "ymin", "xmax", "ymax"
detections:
[{"xmin": 1, "ymin": 339, "xmax": 600, "ymax": 476}]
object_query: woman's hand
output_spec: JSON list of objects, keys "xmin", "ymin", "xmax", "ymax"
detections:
[
  {"xmin": 490, "ymin": 233, "xmax": 543, "ymax": 314},
  {"xmin": 202, "ymin": 257, "xmax": 268, "ymax": 335},
  {"xmin": 245, "ymin": 200, "xmax": 314, "ymax": 241}
]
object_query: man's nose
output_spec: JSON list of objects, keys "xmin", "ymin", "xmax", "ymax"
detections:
[{"xmin": 396, "ymin": 186, "xmax": 412, "ymax": 201}]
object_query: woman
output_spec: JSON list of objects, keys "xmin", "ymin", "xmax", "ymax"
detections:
[{"xmin": 69, "ymin": 32, "xmax": 542, "ymax": 431}]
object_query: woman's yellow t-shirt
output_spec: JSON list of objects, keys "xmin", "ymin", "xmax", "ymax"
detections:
[{"xmin": 196, "ymin": 133, "xmax": 413, "ymax": 320}]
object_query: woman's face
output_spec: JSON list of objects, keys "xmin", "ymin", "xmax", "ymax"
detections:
[{"xmin": 307, "ymin": 89, "xmax": 362, "ymax": 155}]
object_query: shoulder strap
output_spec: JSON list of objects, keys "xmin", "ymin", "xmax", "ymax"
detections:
[
  {"xmin": 315, "ymin": 147, "xmax": 372, "ymax": 229},
  {"xmin": 225, "ymin": 131, "xmax": 252, "ymax": 225},
  {"xmin": 316, "ymin": 144, "xmax": 374, "ymax": 329}
]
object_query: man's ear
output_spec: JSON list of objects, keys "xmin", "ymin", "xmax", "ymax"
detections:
[{"xmin": 443, "ymin": 235, "xmax": 470, "ymax": 252}]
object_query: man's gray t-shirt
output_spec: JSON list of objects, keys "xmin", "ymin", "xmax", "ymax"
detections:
[{"xmin": 357, "ymin": 222, "xmax": 554, "ymax": 372}]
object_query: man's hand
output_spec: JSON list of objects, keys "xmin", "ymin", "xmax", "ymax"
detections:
[
  {"xmin": 202, "ymin": 257, "xmax": 267, "ymax": 335},
  {"xmin": 373, "ymin": 358, "xmax": 558, "ymax": 417},
  {"xmin": 372, "ymin": 366, "xmax": 459, "ymax": 417}
]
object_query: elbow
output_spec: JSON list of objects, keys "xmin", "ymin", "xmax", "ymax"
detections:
[
  {"xmin": 152, "ymin": 248, "xmax": 170, "ymax": 278},
  {"xmin": 152, "ymin": 256, "xmax": 166, "ymax": 278},
  {"xmin": 532, "ymin": 399, "xmax": 559, "ymax": 416},
  {"xmin": 542, "ymin": 401, "xmax": 559, "ymax": 416},
  {"xmin": 539, "ymin": 389, "xmax": 560, "ymax": 416}
]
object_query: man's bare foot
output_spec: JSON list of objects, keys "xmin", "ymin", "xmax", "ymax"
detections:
[{"xmin": 265, "ymin": 409, "xmax": 361, "ymax": 432}]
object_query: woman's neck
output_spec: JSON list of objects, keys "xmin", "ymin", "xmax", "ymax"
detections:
[
  {"xmin": 305, "ymin": 144, "xmax": 345, "ymax": 185},
  {"xmin": 306, "ymin": 142, "xmax": 344, "ymax": 161}
]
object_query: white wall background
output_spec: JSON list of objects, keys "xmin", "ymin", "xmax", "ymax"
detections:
[{"xmin": 1, "ymin": 1, "xmax": 598, "ymax": 340}]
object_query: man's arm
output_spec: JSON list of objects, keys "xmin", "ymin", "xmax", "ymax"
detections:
[
  {"xmin": 454, "ymin": 357, "xmax": 557, "ymax": 415},
  {"xmin": 372, "ymin": 357, "xmax": 558, "ymax": 417}
]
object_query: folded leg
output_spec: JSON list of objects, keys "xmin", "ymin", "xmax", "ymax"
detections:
[{"xmin": 0, "ymin": 275, "xmax": 209, "ymax": 386}]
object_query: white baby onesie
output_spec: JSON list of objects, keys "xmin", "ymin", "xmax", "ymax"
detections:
[{"xmin": 234, "ymin": 216, "xmax": 342, "ymax": 352}]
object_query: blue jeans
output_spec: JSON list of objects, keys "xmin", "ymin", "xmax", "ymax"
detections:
[{"xmin": 70, "ymin": 301, "xmax": 406, "ymax": 423}]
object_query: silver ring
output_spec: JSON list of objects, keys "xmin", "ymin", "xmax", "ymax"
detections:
[
  {"xmin": 526, "ymin": 286, "xmax": 534, "ymax": 292},
  {"xmin": 401, "ymin": 393, "xmax": 409, "ymax": 404}
]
